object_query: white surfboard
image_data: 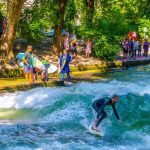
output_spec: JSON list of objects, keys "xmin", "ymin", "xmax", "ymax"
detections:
[
  {"xmin": 64, "ymin": 81, "xmax": 73, "ymax": 85},
  {"xmin": 33, "ymin": 56, "xmax": 46, "ymax": 70},
  {"xmin": 88, "ymin": 124, "xmax": 101, "ymax": 136},
  {"xmin": 47, "ymin": 64, "xmax": 58, "ymax": 73},
  {"xmin": 17, "ymin": 53, "xmax": 46, "ymax": 70},
  {"xmin": 19, "ymin": 61, "xmax": 24, "ymax": 67}
]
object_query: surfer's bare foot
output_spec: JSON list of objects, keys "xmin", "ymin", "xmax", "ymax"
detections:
[{"xmin": 92, "ymin": 126, "xmax": 100, "ymax": 132}]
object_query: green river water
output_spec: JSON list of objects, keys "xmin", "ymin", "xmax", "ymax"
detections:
[{"xmin": 0, "ymin": 65, "xmax": 150, "ymax": 150}]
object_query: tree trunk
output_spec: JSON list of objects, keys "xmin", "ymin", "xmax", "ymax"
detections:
[
  {"xmin": 0, "ymin": 0, "xmax": 25, "ymax": 59},
  {"xmin": 86, "ymin": 0, "xmax": 94, "ymax": 27},
  {"xmin": 53, "ymin": 0, "xmax": 67, "ymax": 52}
]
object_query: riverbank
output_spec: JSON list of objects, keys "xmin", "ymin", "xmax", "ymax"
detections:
[
  {"xmin": 0, "ymin": 69, "xmax": 106, "ymax": 94},
  {"xmin": 0, "ymin": 53, "xmax": 150, "ymax": 93}
]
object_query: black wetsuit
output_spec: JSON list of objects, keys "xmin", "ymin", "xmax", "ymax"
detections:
[{"xmin": 92, "ymin": 98, "xmax": 120, "ymax": 127}]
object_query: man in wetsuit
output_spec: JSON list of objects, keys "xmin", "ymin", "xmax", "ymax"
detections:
[
  {"xmin": 59, "ymin": 50, "xmax": 72, "ymax": 81},
  {"xmin": 92, "ymin": 95, "xmax": 122, "ymax": 132}
]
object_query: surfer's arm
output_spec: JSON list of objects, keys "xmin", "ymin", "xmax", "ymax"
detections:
[
  {"xmin": 22, "ymin": 57, "xmax": 29, "ymax": 66},
  {"xmin": 112, "ymin": 104, "xmax": 120, "ymax": 120}
]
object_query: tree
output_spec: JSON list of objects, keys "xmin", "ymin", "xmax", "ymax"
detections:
[
  {"xmin": 19, "ymin": 0, "xmax": 56, "ymax": 43},
  {"xmin": 53, "ymin": 0, "xmax": 67, "ymax": 52},
  {"xmin": 85, "ymin": 0, "xmax": 94, "ymax": 27},
  {"xmin": 0, "ymin": 0, "xmax": 26, "ymax": 59}
]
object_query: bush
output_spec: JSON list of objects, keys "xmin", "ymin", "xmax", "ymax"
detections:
[{"xmin": 94, "ymin": 35, "xmax": 120, "ymax": 61}]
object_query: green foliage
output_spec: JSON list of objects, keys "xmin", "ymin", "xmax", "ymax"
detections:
[
  {"xmin": 76, "ymin": 0, "xmax": 150, "ymax": 60},
  {"xmin": 0, "ymin": 1, "xmax": 6, "ymax": 16},
  {"xmin": 16, "ymin": 0, "xmax": 150, "ymax": 60},
  {"xmin": 77, "ymin": 4, "xmax": 128, "ymax": 60},
  {"xmin": 137, "ymin": 18, "xmax": 150, "ymax": 38},
  {"xmin": 19, "ymin": 1, "xmax": 57, "ymax": 43},
  {"xmin": 94, "ymin": 35, "xmax": 120, "ymax": 61}
]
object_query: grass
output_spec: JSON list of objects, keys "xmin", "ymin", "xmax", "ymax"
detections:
[
  {"xmin": 0, "ymin": 70, "xmax": 104, "ymax": 93},
  {"xmin": 0, "ymin": 78, "xmax": 26, "ymax": 88}
]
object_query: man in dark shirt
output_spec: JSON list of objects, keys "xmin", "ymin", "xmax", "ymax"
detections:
[{"xmin": 92, "ymin": 95, "xmax": 122, "ymax": 132}]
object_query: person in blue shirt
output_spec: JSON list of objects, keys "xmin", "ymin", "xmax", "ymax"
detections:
[
  {"xmin": 133, "ymin": 39, "xmax": 138, "ymax": 59},
  {"xmin": 59, "ymin": 50, "xmax": 72, "ymax": 81},
  {"xmin": 129, "ymin": 38, "xmax": 134, "ymax": 59}
]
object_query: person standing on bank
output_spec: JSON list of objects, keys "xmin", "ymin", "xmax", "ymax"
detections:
[
  {"xmin": 23, "ymin": 45, "xmax": 33, "ymax": 84},
  {"xmin": 137, "ymin": 39, "xmax": 142, "ymax": 58},
  {"xmin": 85, "ymin": 39, "xmax": 92, "ymax": 58},
  {"xmin": 143, "ymin": 39, "xmax": 149, "ymax": 57},
  {"xmin": 129, "ymin": 38, "xmax": 134, "ymax": 59},
  {"xmin": 91, "ymin": 95, "xmax": 122, "ymax": 132},
  {"xmin": 59, "ymin": 50, "xmax": 72, "ymax": 82}
]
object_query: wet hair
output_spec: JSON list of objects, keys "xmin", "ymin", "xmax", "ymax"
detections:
[{"xmin": 112, "ymin": 94, "xmax": 118, "ymax": 99}]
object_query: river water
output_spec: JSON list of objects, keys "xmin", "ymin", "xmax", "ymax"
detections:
[{"xmin": 0, "ymin": 65, "xmax": 150, "ymax": 150}]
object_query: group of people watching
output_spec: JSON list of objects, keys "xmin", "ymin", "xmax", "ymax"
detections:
[
  {"xmin": 17, "ymin": 29, "xmax": 94, "ymax": 84},
  {"xmin": 122, "ymin": 38, "xmax": 149, "ymax": 59},
  {"xmin": 62, "ymin": 30, "xmax": 78, "ymax": 57},
  {"xmin": 62, "ymin": 29, "xmax": 92, "ymax": 58},
  {"xmin": 21, "ymin": 45, "xmax": 72, "ymax": 84}
]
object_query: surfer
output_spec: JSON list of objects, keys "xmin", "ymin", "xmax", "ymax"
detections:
[
  {"xmin": 22, "ymin": 45, "xmax": 33, "ymax": 84},
  {"xmin": 41, "ymin": 55, "xmax": 50, "ymax": 82},
  {"xmin": 92, "ymin": 95, "xmax": 122, "ymax": 132},
  {"xmin": 59, "ymin": 50, "xmax": 72, "ymax": 82}
]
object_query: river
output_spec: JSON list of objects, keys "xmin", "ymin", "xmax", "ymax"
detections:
[{"xmin": 0, "ymin": 65, "xmax": 150, "ymax": 150}]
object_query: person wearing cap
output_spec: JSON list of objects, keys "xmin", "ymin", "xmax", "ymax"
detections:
[{"xmin": 92, "ymin": 95, "xmax": 122, "ymax": 132}]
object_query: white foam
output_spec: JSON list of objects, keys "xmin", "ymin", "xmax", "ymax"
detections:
[
  {"xmin": 8, "ymin": 147, "xmax": 32, "ymax": 150},
  {"xmin": 140, "ymin": 85, "xmax": 150, "ymax": 95},
  {"xmin": 0, "ymin": 87, "xmax": 67, "ymax": 109},
  {"xmin": 75, "ymin": 80, "xmax": 149, "ymax": 100},
  {"xmin": 6, "ymin": 140, "xmax": 149, "ymax": 150},
  {"xmin": 0, "ymin": 80, "xmax": 150, "ymax": 109}
]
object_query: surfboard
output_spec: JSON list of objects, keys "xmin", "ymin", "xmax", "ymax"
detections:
[
  {"xmin": 47, "ymin": 64, "xmax": 58, "ymax": 73},
  {"xmin": 88, "ymin": 124, "xmax": 101, "ymax": 136},
  {"xmin": 32, "ymin": 56, "xmax": 46, "ymax": 70},
  {"xmin": 64, "ymin": 81, "xmax": 73, "ymax": 86},
  {"xmin": 18, "ymin": 61, "xmax": 24, "ymax": 67},
  {"xmin": 58, "ymin": 56, "xmax": 66, "ymax": 74},
  {"xmin": 16, "ymin": 53, "xmax": 45, "ymax": 70}
]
